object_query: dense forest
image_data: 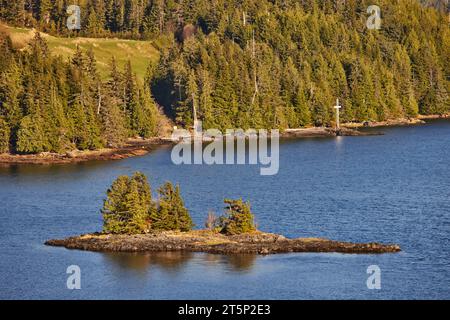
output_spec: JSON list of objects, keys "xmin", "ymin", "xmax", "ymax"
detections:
[
  {"xmin": 0, "ymin": 0, "xmax": 449, "ymax": 152},
  {"xmin": 0, "ymin": 31, "xmax": 160, "ymax": 154},
  {"xmin": 0, "ymin": 1, "xmax": 448, "ymax": 38},
  {"xmin": 151, "ymin": 0, "xmax": 449, "ymax": 129}
]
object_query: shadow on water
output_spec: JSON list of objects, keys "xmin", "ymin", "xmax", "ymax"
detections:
[
  {"xmin": 102, "ymin": 251, "xmax": 258, "ymax": 274},
  {"xmin": 102, "ymin": 251, "xmax": 194, "ymax": 273},
  {"xmin": 0, "ymin": 161, "xmax": 116, "ymax": 176},
  {"xmin": 201, "ymin": 253, "xmax": 258, "ymax": 272}
]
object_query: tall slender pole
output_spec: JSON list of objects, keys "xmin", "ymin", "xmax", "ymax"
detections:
[
  {"xmin": 192, "ymin": 93, "xmax": 198, "ymax": 133},
  {"xmin": 334, "ymin": 98, "xmax": 342, "ymax": 131}
]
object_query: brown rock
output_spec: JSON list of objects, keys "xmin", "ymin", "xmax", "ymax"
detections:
[{"xmin": 45, "ymin": 230, "xmax": 401, "ymax": 255}]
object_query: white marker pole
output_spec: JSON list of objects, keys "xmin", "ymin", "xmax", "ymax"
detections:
[{"xmin": 334, "ymin": 99, "xmax": 342, "ymax": 131}]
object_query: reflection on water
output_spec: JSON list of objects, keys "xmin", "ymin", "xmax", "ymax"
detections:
[
  {"xmin": 103, "ymin": 251, "xmax": 194, "ymax": 273},
  {"xmin": 0, "ymin": 161, "xmax": 115, "ymax": 177},
  {"xmin": 103, "ymin": 251, "xmax": 257, "ymax": 274},
  {"xmin": 200, "ymin": 253, "xmax": 257, "ymax": 272},
  {"xmin": 226, "ymin": 254, "xmax": 257, "ymax": 271}
]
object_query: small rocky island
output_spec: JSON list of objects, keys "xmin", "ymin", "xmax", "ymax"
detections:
[
  {"xmin": 46, "ymin": 172, "xmax": 401, "ymax": 255},
  {"xmin": 46, "ymin": 231, "xmax": 401, "ymax": 255}
]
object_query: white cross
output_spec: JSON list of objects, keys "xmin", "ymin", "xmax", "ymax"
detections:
[{"xmin": 334, "ymin": 99, "xmax": 342, "ymax": 130}]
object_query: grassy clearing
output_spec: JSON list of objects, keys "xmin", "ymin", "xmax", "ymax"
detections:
[{"xmin": 1, "ymin": 24, "xmax": 159, "ymax": 81}]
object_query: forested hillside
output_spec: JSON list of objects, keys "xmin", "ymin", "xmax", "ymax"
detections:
[
  {"xmin": 150, "ymin": 0, "xmax": 449, "ymax": 129},
  {"xmin": 0, "ymin": 0, "xmax": 449, "ymax": 152},
  {"xmin": 0, "ymin": 31, "xmax": 160, "ymax": 154}
]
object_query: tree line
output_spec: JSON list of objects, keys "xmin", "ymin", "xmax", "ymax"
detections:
[
  {"xmin": 151, "ymin": 0, "xmax": 449, "ymax": 129},
  {"xmin": 0, "ymin": 31, "xmax": 161, "ymax": 154},
  {"xmin": 0, "ymin": 0, "xmax": 187, "ymax": 39},
  {"xmin": 0, "ymin": 0, "xmax": 448, "ymax": 133},
  {"xmin": 0, "ymin": 1, "xmax": 447, "ymax": 38}
]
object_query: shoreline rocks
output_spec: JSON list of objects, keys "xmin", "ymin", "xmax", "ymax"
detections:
[
  {"xmin": 282, "ymin": 127, "xmax": 383, "ymax": 138},
  {"xmin": 0, "ymin": 138, "xmax": 171, "ymax": 165},
  {"xmin": 3, "ymin": 116, "xmax": 447, "ymax": 165},
  {"xmin": 45, "ymin": 231, "xmax": 401, "ymax": 255},
  {"xmin": 343, "ymin": 118, "xmax": 427, "ymax": 128}
]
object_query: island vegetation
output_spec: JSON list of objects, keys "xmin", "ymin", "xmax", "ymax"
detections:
[
  {"xmin": 101, "ymin": 171, "xmax": 256, "ymax": 236},
  {"xmin": 102, "ymin": 172, "xmax": 194, "ymax": 234},
  {"xmin": 46, "ymin": 172, "xmax": 401, "ymax": 255}
]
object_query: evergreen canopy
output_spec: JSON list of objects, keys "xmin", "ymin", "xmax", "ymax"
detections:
[
  {"xmin": 0, "ymin": 32, "xmax": 160, "ymax": 154},
  {"xmin": 102, "ymin": 172, "xmax": 194, "ymax": 234},
  {"xmin": 0, "ymin": 0, "xmax": 448, "ymax": 146}
]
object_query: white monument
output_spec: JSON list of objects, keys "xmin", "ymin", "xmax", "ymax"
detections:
[{"xmin": 334, "ymin": 98, "xmax": 342, "ymax": 130}]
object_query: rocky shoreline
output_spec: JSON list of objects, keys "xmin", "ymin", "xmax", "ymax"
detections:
[
  {"xmin": 281, "ymin": 127, "xmax": 382, "ymax": 138},
  {"xmin": 343, "ymin": 118, "xmax": 427, "ymax": 128},
  {"xmin": 0, "ymin": 128, "xmax": 374, "ymax": 165},
  {"xmin": 0, "ymin": 138, "xmax": 172, "ymax": 165},
  {"xmin": 45, "ymin": 231, "xmax": 401, "ymax": 255},
  {"xmin": 2, "ymin": 116, "xmax": 447, "ymax": 165}
]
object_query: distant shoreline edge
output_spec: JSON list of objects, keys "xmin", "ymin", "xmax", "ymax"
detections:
[{"xmin": 1, "ymin": 115, "xmax": 448, "ymax": 165}]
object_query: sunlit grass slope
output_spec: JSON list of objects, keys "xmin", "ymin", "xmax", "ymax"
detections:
[{"xmin": 2, "ymin": 24, "xmax": 159, "ymax": 81}]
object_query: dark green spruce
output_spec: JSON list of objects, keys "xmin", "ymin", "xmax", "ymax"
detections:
[
  {"xmin": 102, "ymin": 172, "xmax": 194, "ymax": 234},
  {"xmin": 0, "ymin": 31, "xmax": 160, "ymax": 154},
  {"xmin": 0, "ymin": 0, "xmax": 448, "ymax": 146}
]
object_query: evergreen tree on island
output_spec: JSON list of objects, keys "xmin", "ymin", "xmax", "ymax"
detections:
[
  {"xmin": 102, "ymin": 172, "xmax": 153, "ymax": 234},
  {"xmin": 101, "ymin": 173, "xmax": 193, "ymax": 234},
  {"xmin": 219, "ymin": 199, "xmax": 256, "ymax": 235},
  {"xmin": 152, "ymin": 182, "xmax": 194, "ymax": 232}
]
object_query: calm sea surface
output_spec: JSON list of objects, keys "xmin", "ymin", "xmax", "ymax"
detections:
[{"xmin": 1, "ymin": 120, "xmax": 449, "ymax": 299}]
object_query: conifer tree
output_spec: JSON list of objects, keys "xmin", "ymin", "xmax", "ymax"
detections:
[
  {"xmin": 123, "ymin": 60, "xmax": 140, "ymax": 133},
  {"xmin": 137, "ymin": 85, "xmax": 158, "ymax": 138},
  {"xmin": 219, "ymin": 199, "xmax": 256, "ymax": 235},
  {"xmin": 0, "ymin": 117, "xmax": 10, "ymax": 153},
  {"xmin": 122, "ymin": 172, "xmax": 153, "ymax": 233},
  {"xmin": 86, "ymin": 7, "xmax": 103, "ymax": 37},
  {"xmin": 152, "ymin": 182, "xmax": 194, "ymax": 232},
  {"xmin": 0, "ymin": 61, "xmax": 22, "ymax": 131},
  {"xmin": 101, "ymin": 97, "xmax": 128, "ymax": 147},
  {"xmin": 102, "ymin": 172, "xmax": 153, "ymax": 234},
  {"xmin": 38, "ymin": 0, "xmax": 52, "ymax": 25},
  {"xmin": 16, "ymin": 114, "xmax": 48, "ymax": 154},
  {"xmin": 102, "ymin": 175, "xmax": 132, "ymax": 234},
  {"xmin": 295, "ymin": 87, "xmax": 312, "ymax": 127}
]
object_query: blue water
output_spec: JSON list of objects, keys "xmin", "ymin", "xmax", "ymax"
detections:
[{"xmin": 0, "ymin": 121, "xmax": 449, "ymax": 299}]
